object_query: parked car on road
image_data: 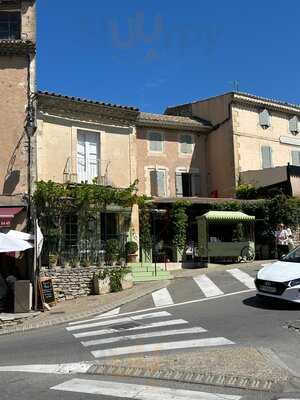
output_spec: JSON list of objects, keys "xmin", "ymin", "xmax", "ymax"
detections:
[{"xmin": 255, "ymin": 246, "xmax": 300, "ymax": 303}]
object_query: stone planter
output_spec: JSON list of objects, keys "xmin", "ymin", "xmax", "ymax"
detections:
[
  {"xmin": 93, "ymin": 275, "xmax": 111, "ymax": 295},
  {"xmin": 121, "ymin": 272, "xmax": 133, "ymax": 290},
  {"xmin": 127, "ymin": 254, "xmax": 137, "ymax": 263}
]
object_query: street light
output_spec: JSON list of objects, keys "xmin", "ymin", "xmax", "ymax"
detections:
[{"xmin": 152, "ymin": 209, "xmax": 167, "ymax": 277}]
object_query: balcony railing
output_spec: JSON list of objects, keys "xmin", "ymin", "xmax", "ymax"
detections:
[{"xmin": 63, "ymin": 157, "xmax": 112, "ymax": 186}]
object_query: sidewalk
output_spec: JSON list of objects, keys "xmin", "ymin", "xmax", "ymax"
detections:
[
  {"xmin": 89, "ymin": 346, "xmax": 296, "ymax": 393},
  {"xmin": 0, "ymin": 280, "xmax": 169, "ymax": 336}
]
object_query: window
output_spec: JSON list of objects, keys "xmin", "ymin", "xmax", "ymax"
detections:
[
  {"xmin": 289, "ymin": 116, "xmax": 299, "ymax": 135},
  {"xmin": 180, "ymin": 134, "xmax": 193, "ymax": 154},
  {"xmin": 0, "ymin": 11, "xmax": 21, "ymax": 40},
  {"xmin": 261, "ymin": 145, "xmax": 273, "ymax": 169},
  {"xmin": 148, "ymin": 132, "xmax": 163, "ymax": 152},
  {"xmin": 291, "ymin": 150, "xmax": 300, "ymax": 166},
  {"xmin": 259, "ymin": 109, "xmax": 271, "ymax": 129},
  {"xmin": 63, "ymin": 214, "xmax": 78, "ymax": 250},
  {"xmin": 77, "ymin": 130, "xmax": 100, "ymax": 183},
  {"xmin": 175, "ymin": 170, "xmax": 201, "ymax": 197},
  {"xmin": 150, "ymin": 169, "xmax": 166, "ymax": 197}
]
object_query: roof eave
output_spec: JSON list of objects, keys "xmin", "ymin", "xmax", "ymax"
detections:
[{"xmin": 136, "ymin": 119, "xmax": 211, "ymax": 132}]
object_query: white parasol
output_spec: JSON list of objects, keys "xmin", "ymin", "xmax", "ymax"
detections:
[{"xmin": 0, "ymin": 233, "xmax": 33, "ymax": 253}]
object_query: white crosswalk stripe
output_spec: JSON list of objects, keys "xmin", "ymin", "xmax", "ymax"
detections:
[
  {"xmin": 227, "ymin": 268, "xmax": 255, "ymax": 289},
  {"xmin": 73, "ymin": 319, "xmax": 189, "ymax": 339},
  {"xmin": 66, "ymin": 308, "xmax": 235, "ymax": 360},
  {"xmin": 99, "ymin": 307, "xmax": 120, "ymax": 317},
  {"xmin": 90, "ymin": 337, "xmax": 234, "ymax": 358},
  {"xmin": 193, "ymin": 274, "xmax": 224, "ymax": 297},
  {"xmin": 81, "ymin": 326, "xmax": 207, "ymax": 347},
  {"xmin": 66, "ymin": 311, "xmax": 171, "ymax": 331},
  {"xmin": 152, "ymin": 287, "xmax": 174, "ymax": 307},
  {"xmin": 51, "ymin": 378, "xmax": 242, "ymax": 399}
]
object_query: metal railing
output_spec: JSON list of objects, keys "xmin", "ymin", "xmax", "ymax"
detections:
[{"xmin": 63, "ymin": 157, "xmax": 112, "ymax": 185}]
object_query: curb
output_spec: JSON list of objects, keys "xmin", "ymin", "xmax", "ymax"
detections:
[
  {"xmin": 87, "ymin": 363, "xmax": 288, "ymax": 393},
  {"xmin": 0, "ymin": 280, "xmax": 169, "ymax": 336}
]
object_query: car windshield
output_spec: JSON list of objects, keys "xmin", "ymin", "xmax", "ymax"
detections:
[{"xmin": 282, "ymin": 245, "xmax": 300, "ymax": 263}]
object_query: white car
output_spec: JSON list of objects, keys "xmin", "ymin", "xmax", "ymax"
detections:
[{"xmin": 255, "ymin": 246, "xmax": 300, "ymax": 303}]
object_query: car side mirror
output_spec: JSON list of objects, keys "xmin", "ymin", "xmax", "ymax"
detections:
[{"xmin": 279, "ymin": 254, "xmax": 286, "ymax": 261}]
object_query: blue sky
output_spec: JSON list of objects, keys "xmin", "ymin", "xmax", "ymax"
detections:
[{"xmin": 38, "ymin": 1, "xmax": 300, "ymax": 113}]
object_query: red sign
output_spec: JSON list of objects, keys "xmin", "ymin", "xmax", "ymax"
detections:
[{"xmin": 0, "ymin": 217, "xmax": 12, "ymax": 227}]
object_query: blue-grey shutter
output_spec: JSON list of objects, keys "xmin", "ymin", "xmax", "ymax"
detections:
[
  {"xmin": 261, "ymin": 146, "xmax": 272, "ymax": 169},
  {"xmin": 150, "ymin": 170, "xmax": 158, "ymax": 196},
  {"xmin": 149, "ymin": 132, "xmax": 162, "ymax": 151},
  {"xmin": 259, "ymin": 109, "xmax": 271, "ymax": 128},
  {"xmin": 181, "ymin": 134, "xmax": 193, "ymax": 154},
  {"xmin": 191, "ymin": 173, "xmax": 201, "ymax": 196},
  {"xmin": 291, "ymin": 150, "xmax": 300, "ymax": 166},
  {"xmin": 157, "ymin": 170, "xmax": 166, "ymax": 197},
  {"xmin": 289, "ymin": 116, "xmax": 299, "ymax": 134},
  {"xmin": 175, "ymin": 173, "xmax": 183, "ymax": 197}
]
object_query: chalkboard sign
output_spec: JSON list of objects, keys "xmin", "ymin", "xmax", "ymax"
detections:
[{"xmin": 38, "ymin": 278, "xmax": 56, "ymax": 308}]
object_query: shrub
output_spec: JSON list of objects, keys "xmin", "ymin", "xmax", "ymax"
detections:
[
  {"xmin": 95, "ymin": 266, "xmax": 131, "ymax": 292},
  {"xmin": 125, "ymin": 241, "xmax": 138, "ymax": 255},
  {"xmin": 105, "ymin": 239, "xmax": 120, "ymax": 265}
]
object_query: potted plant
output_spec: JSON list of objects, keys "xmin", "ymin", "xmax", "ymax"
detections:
[
  {"xmin": 105, "ymin": 239, "xmax": 120, "ymax": 266},
  {"xmin": 93, "ymin": 269, "xmax": 111, "ymax": 295},
  {"xmin": 82, "ymin": 257, "xmax": 91, "ymax": 268},
  {"xmin": 125, "ymin": 241, "xmax": 138, "ymax": 263},
  {"xmin": 70, "ymin": 257, "xmax": 80, "ymax": 268},
  {"xmin": 49, "ymin": 253, "xmax": 59, "ymax": 269},
  {"xmin": 120, "ymin": 267, "xmax": 134, "ymax": 290}
]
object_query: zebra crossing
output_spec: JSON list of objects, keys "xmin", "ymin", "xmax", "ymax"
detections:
[
  {"xmin": 148, "ymin": 267, "xmax": 255, "ymax": 308},
  {"xmin": 66, "ymin": 309, "xmax": 235, "ymax": 360},
  {"xmin": 51, "ymin": 378, "xmax": 243, "ymax": 399}
]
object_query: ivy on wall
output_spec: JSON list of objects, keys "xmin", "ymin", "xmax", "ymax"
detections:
[{"xmin": 171, "ymin": 200, "xmax": 190, "ymax": 255}]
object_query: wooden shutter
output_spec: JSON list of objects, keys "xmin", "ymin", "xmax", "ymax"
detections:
[
  {"xmin": 289, "ymin": 116, "xmax": 299, "ymax": 134},
  {"xmin": 261, "ymin": 146, "xmax": 272, "ymax": 169},
  {"xmin": 191, "ymin": 173, "xmax": 201, "ymax": 196},
  {"xmin": 157, "ymin": 170, "xmax": 166, "ymax": 197},
  {"xmin": 291, "ymin": 150, "xmax": 300, "ymax": 166},
  {"xmin": 259, "ymin": 109, "xmax": 271, "ymax": 128},
  {"xmin": 175, "ymin": 173, "xmax": 183, "ymax": 197},
  {"xmin": 150, "ymin": 170, "xmax": 158, "ymax": 196}
]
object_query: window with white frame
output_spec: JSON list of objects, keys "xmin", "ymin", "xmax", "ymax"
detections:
[
  {"xmin": 180, "ymin": 134, "xmax": 193, "ymax": 154},
  {"xmin": 148, "ymin": 132, "xmax": 164, "ymax": 152},
  {"xmin": 175, "ymin": 168, "xmax": 201, "ymax": 197},
  {"xmin": 261, "ymin": 145, "xmax": 273, "ymax": 169},
  {"xmin": 149, "ymin": 168, "xmax": 167, "ymax": 197},
  {"xmin": 291, "ymin": 150, "xmax": 300, "ymax": 166}
]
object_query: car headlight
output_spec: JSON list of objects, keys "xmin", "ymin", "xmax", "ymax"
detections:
[{"xmin": 289, "ymin": 278, "xmax": 300, "ymax": 287}]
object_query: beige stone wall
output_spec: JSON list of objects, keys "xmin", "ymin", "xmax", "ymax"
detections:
[
  {"xmin": 233, "ymin": 104, "xmax": 300, "ymax": 174},
  {"xmin": 0, "ymin": 56, "xmax": 28, "ymax": 195},
  {"xmin": 37, "ymin": 115, "xmax": 136, "ymax": 189},
  {"xmin": 136, "ymin": 126, "xmax": 207, "ymax": 197},
  {"xmin": 21, "ymin": 1, "xmax": 36, "ymax": 42},
  {"xmin": 190, "ymin": 94, "xmax": 236, "ymax": 197}
]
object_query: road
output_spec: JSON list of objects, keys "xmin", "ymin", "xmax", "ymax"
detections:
[{"xmin": 1, "ymin": 264, "xmax": 300, "ymax": 399}]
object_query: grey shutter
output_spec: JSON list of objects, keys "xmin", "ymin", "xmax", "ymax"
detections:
[
  {"xmin": 150, "ymin": 170, "xmax": 158, "ymax": 196},
  {"xmin": 157, "ymin": 170, "xmax": 166, "ymax": 197},
  {"xmin": 291, "ymin": 150, "xmax": 300, "ymax": 166},
  {"xmin": 259, "ymin": 109, "xmax": 271, "ymax": 128},
  {"xmin": 289, "ymin": 116, "xmax": 299, "ymax": 134},
  {"xmin": 261, "ymin": 146, "xmax": 272, "ymax": 169},
  {"xmin": 191, "ymin": 173, "xmax": 201, "ymax": 196},
  {"xmin": 149, "ymin": 132, "xmax": 162, "ymax": 152},
  {"xmin": 175, "ymin": 173, "xmax": 183, "ymax": 197}
]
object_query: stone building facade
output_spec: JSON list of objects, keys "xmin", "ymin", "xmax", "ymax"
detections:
[
  {"xmin": 0, "ymin": 0, "xmax": 36, "ymax": 232},
  {"xmin": 166, "ymin": 92, "xmax": 300, "ymax": 197}
]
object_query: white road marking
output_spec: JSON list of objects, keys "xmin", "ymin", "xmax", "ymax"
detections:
[
  {"xmin": 99, "ymin": 307, "xmax": 120, "ymax": 317},
  {"xmin": 91, "ymin": 337, "xmax": 234, "ymax": 358},
  {"xmin": 0, "ymin": 362, "xmax": 93, "ymax": 374},
  {"xmin": 81, "ymin": 326, "xmax": 207, "ymax": 347},
  {"xmin": 51, "ymin": 378, "xmax": 242, "ymax": 399},
  {"xmin": 152, "ymin": 288, "xmax": 174, "ymax": 307},
  {"xmin": 73, "ymin": 319, "xmax": 189, "ymax": 339},
  {"xmin": 227, "ymin": 268, "xmax": 255, "ymax": 289},
  {"xmin": 66, "ymin": 311, "xmax": 171, "ymax": 332},
  {"xmin": 193, "ymin": 275, "xmax": 224, "ymax": 297}
]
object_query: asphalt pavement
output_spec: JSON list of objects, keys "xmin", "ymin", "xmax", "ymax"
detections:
[{"xmin": 1, "ymin": 263, "xmax": 300, "ymax": 399}]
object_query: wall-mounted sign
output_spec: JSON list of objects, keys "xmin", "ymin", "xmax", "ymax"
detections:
[{"xmin": 280, "ymin": 136, "xmax": 300, "ymax": 146}]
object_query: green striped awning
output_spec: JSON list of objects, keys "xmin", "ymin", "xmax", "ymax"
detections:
[{"xmin": 198, "ymin": 211, "xmax": 255, "ymax": 222}]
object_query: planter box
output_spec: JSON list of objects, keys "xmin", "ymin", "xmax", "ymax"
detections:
[
  {"xmin": 121, "ymin": 272, "xmax": 134, "ymax": 290},
  {"xmin": 93, "ymin": 276, "xmax": 111, "ymax": 295}
]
